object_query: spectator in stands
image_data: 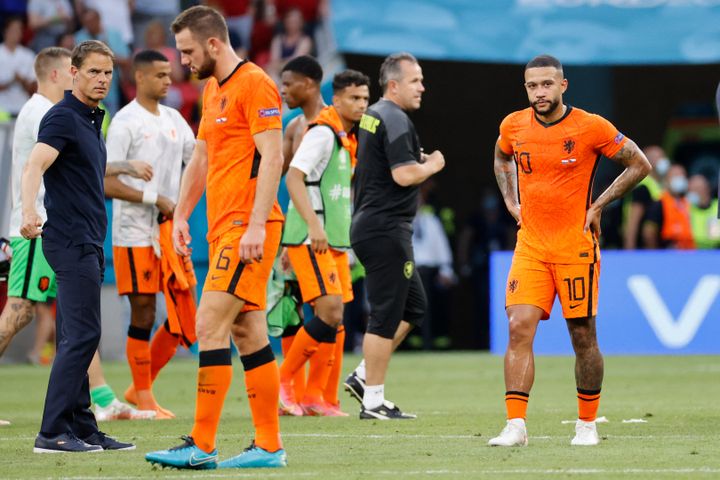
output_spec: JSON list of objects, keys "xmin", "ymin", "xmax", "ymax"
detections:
[
  {"xmin": 688, "ymin": 174, "xmax": 720, "ymax": 249},
  {"xmin": 75, "ymin": 0, "xmax": 133, "ymax": 47},
  {"xmin": 131, "ymin": 0, "xmax": 181, "ymax": 51},
  {"xmin": 0, "ymin": 17, "xmax": 36, "ymax": 116},
  {"xmin": 411, "ymin": 182, "xmax": 456, "ymax": 350},
  {"xmin": 249, "ymin": 0, "xmax": 277, "ymax": 69},
  {"xmin": 643, "ymin": 164, "xmax": 695, "ymax": 249},
  {"xmin": 268, "ymin": 7, "xmax": 312, "ymax": 82},
  {"xmin": 56, "ymin": 31, "xmax": 75, "ymax": 50},
  {"xmin": 206, "ymin": 0, "xmax": 254, "ymax": 57},
  {"xmin": 622, "ymin": 145, "xmax": 669, "ymax": 249},
  {"xmin": 275, "ymin": 0, "xmax": 326, "ymax": 35},
  {"xmin": 139, "ymin": 21, "xmax": 181, "ymax": 74},
  {"xmin": 27, "ymin": 0, "xmax": 74, "ymax": 52},
  {"xmin": 74, "ymin": 8, "xmax": 130, "ymax": 115}
]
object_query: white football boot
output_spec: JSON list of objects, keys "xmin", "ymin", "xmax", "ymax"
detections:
[
  {"xmin": 571, "ymin": 419, "xmax": 600, "ymax": 446},
  {"xmin": 488, "ymin": 418, "xmax": 529, "ymax": 447}
]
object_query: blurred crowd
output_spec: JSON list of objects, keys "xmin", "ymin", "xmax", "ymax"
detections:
[{"xmin": 0, "ymin": 0, "xmax": 329, "ymax": 127}]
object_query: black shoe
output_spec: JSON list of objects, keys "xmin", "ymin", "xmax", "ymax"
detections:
[
  {"xmin": 83, "ymin": 431, "xmax": 135, "ymax": 451},
  {"xmin": 360, "ymin": 401, "xmax": 417, "ymax": 420},
  {"xmin": 34, "ymin": 433, "xmax": 104, "ymax": 453},
  {"xmin": 343, "ymin": 371, "xmax": 365, "ymax": 404}
]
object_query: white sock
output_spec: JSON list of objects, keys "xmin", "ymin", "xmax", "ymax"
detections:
[
  {"xmin": 362, "ymin": 384, "xmax": 384, "ymax": 409},
  {"xmin": 355, "ymin": 359, "xmax": 366, "ymax": 380}
]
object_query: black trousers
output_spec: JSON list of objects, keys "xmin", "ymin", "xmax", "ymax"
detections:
[{"xmin": 40, "ymin": 241, "xmax": 103, "ymax": 437}]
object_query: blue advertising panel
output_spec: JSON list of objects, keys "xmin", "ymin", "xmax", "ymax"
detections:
[
  {"xmin": 490, "ymin": 250, "xmax": 720, "ymax": 354},
  {"xmin": 332, "ymin": 0, "xmax": 720, "ymax": 65}
]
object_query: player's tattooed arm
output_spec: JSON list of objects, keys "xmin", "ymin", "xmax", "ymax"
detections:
[
  {"xmin": 594, "ymin": 139, "xmax": 651, "ymax": 211},
  {"xmin": 494, "ymin": 141, "xmax": 521, "ymax": 225},
  {"xmin": 584, "ymin": 138, "xmax": 651, "ymax": 233},
  {"xmin": 105, "ymin": 160, "xmax": 153, "ymax": 181}
]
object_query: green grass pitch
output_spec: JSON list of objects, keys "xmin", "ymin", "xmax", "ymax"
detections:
[{"xmin": 1, "ymin": 353, "xmax": 719, "ymax": 479}]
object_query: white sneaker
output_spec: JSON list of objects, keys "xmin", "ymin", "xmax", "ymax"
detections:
[
  {"xmin": 571, "ymin": 419, "xmax": 599, "ymax": 446},
  {"xmin": 94, "ymin": 399, "xmax": 156, "ymax": 421},
  {"xmin": 488, "ymin": 418, "xmax": 528, "ymax": 447}
]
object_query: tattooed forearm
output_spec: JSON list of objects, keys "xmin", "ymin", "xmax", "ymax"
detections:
[
  {"xmin": 494, "ymin": 143, "xmax": 519, "ymax": 208},
  {"xmin": 592, "ymin": 139, "xmax": 651, "ymax": 211},
  {"xmin": 105, "ymin": 161, "xmax": 133, "ymax": 177},
  {"xmin": 0, "ymin": 299, "xmax": 35, "ymax": 356}
]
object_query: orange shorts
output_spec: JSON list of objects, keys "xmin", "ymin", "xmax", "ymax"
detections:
[
  {"xmin": 287, "ymin": 246, "xmax": 353, "ymax": 304},
  {"xmin": 203, "ymin": 221, "xmax": 282, "ymax": 311},
  {"xmin": 505, "ymin": 254, "xmax": 600, "ymax": 319},
  {"xmin": 113, "ymin": 246, "xmax": 197, "ymax": 295}
]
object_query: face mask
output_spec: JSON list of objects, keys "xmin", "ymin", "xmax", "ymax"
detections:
[
  {"xmin": 669, "ymin": 176, "xmax": 688, "ymax": 195},
  {"xmin": 686, "ymin": 192, "xmax": 700, "ymax": 206},
  {"xmin": 655, "ymin": 157, "xmax": 670, "ymax": 176}
]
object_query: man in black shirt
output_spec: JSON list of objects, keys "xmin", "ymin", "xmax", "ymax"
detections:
[
  {"xmin": 345, "ymin": 52, "xmax": 445, "ymax": 420},
  {"xmin": 20, "ymin": 40, "xmax": 134, "ymax": 453}
]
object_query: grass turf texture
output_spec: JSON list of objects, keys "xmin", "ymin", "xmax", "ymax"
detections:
[{"xmin": 1, "ymin": 353, "xmax": 718, "ymax": 479}]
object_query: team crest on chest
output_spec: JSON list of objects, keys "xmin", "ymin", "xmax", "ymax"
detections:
[
  {"xmin": 219, "ymin": 95, "xmax": 228, "ymax": 112},
  {"xmin": 563, "ymin": 139, "xmax": 575, "ymax": 154}
]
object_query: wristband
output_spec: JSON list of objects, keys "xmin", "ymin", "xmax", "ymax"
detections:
[{"xmin": 142, "ymin": 190, "xmax": 158, "ymax": 205}]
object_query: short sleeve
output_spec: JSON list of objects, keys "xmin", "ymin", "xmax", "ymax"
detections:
[
  {"xmin": 497, "ymin": 115, "xmax": 515, "ymax": 155},
  {"xmin": 177, "ymin": 113, "xmax": 195, "ymax": 165},
  {"xmin": 591, "ymin": 114, "xmax": 627, "ymax": 159},
  {"xmin": 37, "ymin": 108, "xmax": 74, "ymax": 153},
  {"xmin": 384, "ymin": 114, "xmax": 418, "ymax": 169},
  {"xmin": 289, "ymin": 126, "xmax": 335, "ymax": 176},
  {"xmin": 242, "ymin": 75, "xmax": 282, "ymax": 136},
  {"xmin": 105, "ymin": 117, "xmax": 133, "ymax": 163}
]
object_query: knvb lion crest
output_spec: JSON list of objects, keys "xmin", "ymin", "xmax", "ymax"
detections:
[
  {"xmin": 219, "ymin": 95, "xmax": 228, "ymax": 112},
  {"xmin": 403, "ymin": 261, "xmax": 414, "ymax": 279},
  {"xmin": 563, "ymin": 139, "xmax": 575, "ymax": 154},
  {"xmin": 508, "ymin": 279, "xmax": 519, "ymax": 293}
]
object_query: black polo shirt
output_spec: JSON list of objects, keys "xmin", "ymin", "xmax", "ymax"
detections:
[
  {"xmin": 351, "ymin": 99, "xmax": 421, "ymax": 243},
  {"xmin": 38, "ymin": 90, "xmax": 107, "ymax": 246}
]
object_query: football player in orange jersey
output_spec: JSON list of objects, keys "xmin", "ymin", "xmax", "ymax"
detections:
[
  {"xmin": 145, "ymin": 5, "xmax": 286, "ymax": 470},
  {"xmin": 489, "ymin": 55, "xmax": 651, "ymax": 447}
]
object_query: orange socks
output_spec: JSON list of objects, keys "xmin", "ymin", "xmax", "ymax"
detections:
[
  {"xmin": 305, "ymin": 342, "xmax": 334, "ymax": 403},
  {"xmin": 241, "ymin": 344, "xmax": 282, "ymax": 452},
  {"xmin": 281, "ymin": 332, "xmax": 306, "ymax": 401},
  {"xmin": 127, "ymin": 326, "xmax": 152, "ymax": 391},
  {"xmin": 149, "ymin": 320, "xmax": 181, "ymax": 382},
  {"xmin": 505, "ymin": 391, "xmax": 529, "ymax": 420},
  {"xmin": 323, "ymin": 325, "xmax": 345, "ymax": 406},
  {"xmin": 577, "ymin": 388, "xmax": 601, "ymax": 421},
  {"xmin": 190, "ymin": 349, "xmax": 233, "ymax": 453}
]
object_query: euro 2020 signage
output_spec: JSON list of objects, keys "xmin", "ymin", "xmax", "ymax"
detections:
[{"xmin": 490, "ymin": 250, "xmax": 720, "ymax": 354}]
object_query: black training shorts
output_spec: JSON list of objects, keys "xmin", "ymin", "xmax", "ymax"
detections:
[{"xmin": 353, "ymin": 235, "xmax": 427, "ymax": 339}]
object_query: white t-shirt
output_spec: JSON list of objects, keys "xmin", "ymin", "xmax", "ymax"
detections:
[
  {"xmin": 288, "ymin": 125, "xmax": 351, "ymax": 245},
  {"xmin": 106, "ymin": 100, "xmax": 195, "ymax": 247},
  {"xmin": 0, "ymin": 43, "xmax": 36, "ymax": 115},
  {"xmin": 9, "ymin": 93, "xmax": 54, "ymax": 237}
]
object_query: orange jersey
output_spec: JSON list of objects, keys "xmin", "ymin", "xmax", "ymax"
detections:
[
  {"xmin": 498, "ymin": 106, "xmax": 627, "ymax": 264},
  {"xmin": 198, "ymin": 61, "xmax": 284, "ymax": 242}
]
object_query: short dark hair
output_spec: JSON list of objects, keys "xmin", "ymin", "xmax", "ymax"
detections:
[
  {"xmin": 3, "ymin": 15, "xmax": 23, "ymax": 33},
  {"xmin": 133, "ymin": 49, "xmax": 169, "ymax": 68},
  {"xmin": 71, "ymin": 40, "xmax": 114, "ymax": 69},
  {"xmin": 332, "ymin": 69, "xmax": 370, "ymax": 93},
  {"xmin": 34, "ymin": 47, "xmax": 72, "ymax": 80},
  {"xmin": 379, "ymin": 52, "xmax": 418, "ymax": 93},
  {"xmin": 525, "ymin": 54, "xmax": 563, "ymax": 72},
  {"xmin": 171, "ymin": 5, "xmax": 229, "ymax": 44},
  {"xmin": 281, "ymin": 55, "xmax": 322, "ymax": 83}
]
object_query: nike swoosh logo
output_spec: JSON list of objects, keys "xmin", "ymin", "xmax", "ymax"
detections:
[
  {"xmin": 569, "ymin": 304, "xmax": 581, "ymax": 309},
  {"xmin": 211, "ymin": 276, "xmax": 223, "ymax": 280},
  {"xmin": 188, "ymin": 452, "xmax": 215, "ymax": 466}
]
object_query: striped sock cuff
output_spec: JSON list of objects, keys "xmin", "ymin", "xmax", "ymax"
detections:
[
  {"xmin": 577, "ymin": 387, "xmax": 601, "ymax": 401},
  {"xmin": 505, "ymin": 390, "xmax": 529, "ymax": 403}
]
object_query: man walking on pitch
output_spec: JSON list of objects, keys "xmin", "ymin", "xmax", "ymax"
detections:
[
  {"xmin": 146, "ymin": 6, "xmax": 286, "ymax": 469},
  {"xmin": 21, "ymin": 40, "xmax": 135, "ymax": 453},
  {"xmin": 279, "ymin": 69, "xmax": 370, "ymax": 417},
  {"xmin": 349, "ymin": 52, "xmax": 445, "ymax": 419},
  {"xmin": 488, "ymin": 54, "xmax": 651, "ymax": 447},
  {"xmin": 104, "ymin": 49, "xmax": 198, "ymax": 419}
]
